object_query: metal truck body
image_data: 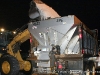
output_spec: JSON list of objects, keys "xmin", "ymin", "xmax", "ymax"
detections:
[{"xmin": 28, "ymin": 15, "xmax": 98, "ymax": 75}]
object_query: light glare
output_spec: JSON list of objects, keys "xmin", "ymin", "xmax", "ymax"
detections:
[
  {"xmin": 1, "ymin": 28, "xmax": 5, "ymax": 32},
  {"xmin": 13, "ymin": 31, "xmax": 16, "ymax": 34}
]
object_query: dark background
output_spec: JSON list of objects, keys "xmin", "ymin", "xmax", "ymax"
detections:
[{"xmin": 0, "ymin": 0, "xmax": 99, "ymax": 30}]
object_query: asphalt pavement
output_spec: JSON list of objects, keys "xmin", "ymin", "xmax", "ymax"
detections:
[{"xmin": 96, "ymin": 68, "xmax": 100, "ymax": 75}]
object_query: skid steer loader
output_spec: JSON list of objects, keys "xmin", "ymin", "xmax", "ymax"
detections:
[{"xmin": 0, "ymin": 25, "xmax": 38, "ymax": 75}]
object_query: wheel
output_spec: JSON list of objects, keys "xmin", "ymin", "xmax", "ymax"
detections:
[
  {"xmin": 84, "ymin": 64, "xmax": 95, "ymax": 75},
  {"xmin": 89, "ymin": 66, "xmax": 95, "ymax": 75},
  {"xmin": 22, "ymin": 60, "xmax": 37, "ymax": 75},
  {"xmin": 92, "ymin": 66, "xmax": 95, "ymax": 75},
  {"xmin": 85, "ymin": 68, "xmax": 90, "ymax": 75},
  {"xmin": 0, "ymin": 55, "xmax": 20, "ymax": 75},
  {"xmin": 83, "ymin": 60, "xmax": 95, "ymax": 75}
]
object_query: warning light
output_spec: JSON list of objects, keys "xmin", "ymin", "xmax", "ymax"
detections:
[
  {"xmin": 79, "ymin": 34, "xmax": 82, "ymax": 38},
  {"xmin": 58, "ymin": 62, "xmax": 62, "ymax": 69},
  {"xmin": 82, "ymin": 49, "xmax": 85, "ymax": 54}
]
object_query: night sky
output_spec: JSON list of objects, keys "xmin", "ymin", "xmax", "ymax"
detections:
[{"xmin": 0, "ymin": 0, "xmax": 100, "ymax": 36}]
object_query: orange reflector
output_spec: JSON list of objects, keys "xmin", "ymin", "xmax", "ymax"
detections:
[{"xmin": 82, "ymin": 49, "xmax": 85, "ymax": 54}]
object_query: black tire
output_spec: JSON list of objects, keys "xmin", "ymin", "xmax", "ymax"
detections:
[
  {"xmin": 84, "ymin": 61, "xmax": 95, "ymax": 75},
  {"xmin": 89, "ymin": 61, "xmax": 95, "ymax": 75},
  {"xmin": 23, "ymin": 60, "xmax": 37, "ymax": 75},
  {"xmin": 0, "ymin": 55, "xmax": 20, "ymax": 75}
]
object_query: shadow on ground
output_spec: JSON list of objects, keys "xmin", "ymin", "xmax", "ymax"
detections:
[{"xmin": 96, "ymin": 68, "xmax": 100, "ymax": 75}]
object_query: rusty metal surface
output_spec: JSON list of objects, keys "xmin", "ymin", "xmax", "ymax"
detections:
[{"xmin": 55, "ymin": 54, "xmax": 82, "ymax": 60}]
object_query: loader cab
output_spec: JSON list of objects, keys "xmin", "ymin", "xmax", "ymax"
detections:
[{"xmin": 0, "ymin": 31, "xmax": 14, "ymax": 53}]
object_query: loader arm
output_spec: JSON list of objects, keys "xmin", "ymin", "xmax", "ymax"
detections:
[
  {"xmin": 0, "ymin": 29, "xmax": 37, "ymax": 74},
  {"xmin": 7, "ymin": 29, "xmax": 30, "ymax": 61}
]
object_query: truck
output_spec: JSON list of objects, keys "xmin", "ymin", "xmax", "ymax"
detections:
[
  {"xmin": 0, "ymin": 15, "xmax": 99, "ymax": 75},
  {"xmin": 28, "ymin": 15, "xmax": 98, "ymax": 75},
  {"xmin": 0, "ymin": 0, "xmax": 99, "ymax": 75}
]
